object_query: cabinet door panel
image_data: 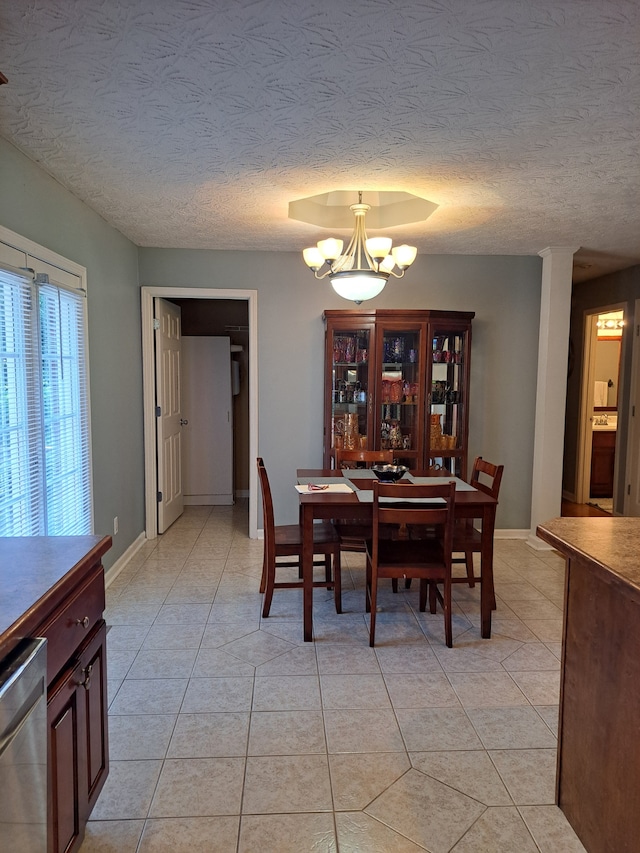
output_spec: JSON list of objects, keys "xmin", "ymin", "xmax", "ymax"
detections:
[
  {"xmin": 325, "ymin": 322, "xmax": 375, "ymax": 465},
  {"xmin": 81, "ymin": 622, "xmax": 109, "ymax": 809},
  {"xmin": 48, "ymin": 666, "xmax": 81, "ymax": 853},
  {"xmin": 378, "ymin": 324, "xmax": 424, "ymax": 465},
  {"xmin": 429, "ymin": 324, "xmax": 472, "ymax": 477}
]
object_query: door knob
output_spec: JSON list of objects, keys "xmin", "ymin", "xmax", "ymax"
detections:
[{"xmin": 180, "ymin": 418, "xmax": 189, "ymax": 426}]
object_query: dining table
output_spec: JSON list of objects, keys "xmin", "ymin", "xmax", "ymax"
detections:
[{"xmin": 296, "ymin": 468, "xmax": 498, "ymax": 642}]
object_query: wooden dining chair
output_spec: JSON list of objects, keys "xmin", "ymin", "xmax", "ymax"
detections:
[
  {"xmin": 365, "ymin": 480, "xmax": 456, "ymax": 647},
  {"xmin": 257, "ymin": 458, "xmax": 342, "ymax": 618},
  {"xmin": 452, "ymin": 457, "xmax": 503, "ymax": 598},
  {"xmin": 333, "ymin": 448, "xmax": 394, "ymax": 552}
]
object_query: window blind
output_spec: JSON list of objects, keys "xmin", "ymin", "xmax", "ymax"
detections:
[{"xmin": 0, "ymin": 264, "xmax": 92, "ymax": 535}]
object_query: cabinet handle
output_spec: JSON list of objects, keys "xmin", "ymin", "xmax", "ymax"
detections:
[
  {"xmin": 78, "ymin": 663, "xmax": 93, "ymax": 691},
  {"xmin": 76, "ymin": 616, "xmax": 90, "ymax": 629}
]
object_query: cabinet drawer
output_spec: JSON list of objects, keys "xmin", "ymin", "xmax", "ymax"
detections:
[{"xmin": 40, "ymin": 568, "xmax": 105, "ymax": 685}]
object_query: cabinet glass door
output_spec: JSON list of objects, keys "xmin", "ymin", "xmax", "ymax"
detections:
[
  {"xmin": 330, "ymin": 327, "xmax": 371, "ymax": 457},
  {"xmin": 379, "ymin": 327, "xmax": 422, "ymax": 464},
  {"xmin": 429, "ymin": 327, "xmax": 469, "ymax": 476}
]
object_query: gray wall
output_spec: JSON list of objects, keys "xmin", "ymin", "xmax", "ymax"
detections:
[
  {"xmin": 0, "ymin": 138, "xmax": 144, "ymax": 567},
  {"xmin": 140, "ymin": 249, "xmax": 542, "ymax": 529},
  {"xmin": 1, "ymin": 134, "xmax": 543, "ymax": 562},
  {"xmin": 564, "ymin": 264, "xmax": 640, "ymax": 505}
]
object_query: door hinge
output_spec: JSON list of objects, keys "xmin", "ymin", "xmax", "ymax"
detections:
[
  {"xmin": 633, "ymin": 404, "xmax": 636, "ymax": 417},
  {"xmin": 156, "ymin": 406, "xmax": 161, "ymax": 417},
  {"xmin": 157, "ymin": 491, "xmax": 162, "ymax": 502},
  {"xmin": 153, "ymin": 318, "xmax": 160, "ymax": 330},
  {"xmin": 628, "ymin": 484, "xmax": 631, "ymax": 496}
]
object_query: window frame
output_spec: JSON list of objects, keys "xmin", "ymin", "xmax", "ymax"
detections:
[{"xmin": 0, "ymin": 224, "xmax": 93, "ymax": 535}]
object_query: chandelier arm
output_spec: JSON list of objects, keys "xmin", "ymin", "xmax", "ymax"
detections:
[
  {"xmin": 387, "ymin": 269, "xmax": 406, "ymax": 279},
  {"xmin": 312, "ymin": 267, "xmax": 334, "ymax": 280}
]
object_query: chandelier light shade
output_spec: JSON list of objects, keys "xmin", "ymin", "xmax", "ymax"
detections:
[{"xmin": 302, "ymin": 192, "xmax": 418, "ymax": 303}]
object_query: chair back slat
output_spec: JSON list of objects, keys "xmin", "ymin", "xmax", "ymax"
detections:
[
  {"xmin": 257, "ymin": 457, "xmax": 276, "ymax": 561},
  {"xmin": 469, "ymin": 456, "xmax": 503, "ymax": 500},
  {"xmin": 336, "ymin": 448, "xmax": 394, "ymax": 468}
]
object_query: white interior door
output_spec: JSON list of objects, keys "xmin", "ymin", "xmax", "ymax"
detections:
[
  {"xmin": 625, "ymin": 301, "xmax": 640, "ymax": 516},
  {"xmin": 182, "ymin": 336, "xmax": 234, "ymax": 504},
  {"xmin": 155, "ymin": 298, "xmax": 184, "ymax": 532}
]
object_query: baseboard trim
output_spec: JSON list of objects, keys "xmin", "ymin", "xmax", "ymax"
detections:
[
  {"xmin": 495, "ymin": 528, "xmax": 530, "ymax": 540},
  {"xmin": 105, "ymin": 532, "xmax": 147, "ymax": 588}
]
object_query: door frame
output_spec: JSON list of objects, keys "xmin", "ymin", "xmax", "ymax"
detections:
[
  {"xmin": 141, "ymin": 286, "xmax": 259, "ymax": 539},
  {"xmin": 575, "ymin": 300, "xmax": 625, "ymax": 505},
  {"xmin": 624, "ymin": 299, "xmax": 640, "ymax": 515}
]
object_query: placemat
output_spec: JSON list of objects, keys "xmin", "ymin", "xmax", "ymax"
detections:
[
  {"xmin": 295, "ymin": 482, "xmax": 355, "ymax": 493},
  {"xmin": 341, "ymin": 468, "xmax": 378, "ymax": 479},
  {"xmin": 407, "ymin": 476, "xmax": 476, "ymax": 491}
]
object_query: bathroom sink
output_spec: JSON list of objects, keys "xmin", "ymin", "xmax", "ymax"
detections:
[{"xmin": 593, "ymin": 414, "xmax": 617, "ymax": 431}]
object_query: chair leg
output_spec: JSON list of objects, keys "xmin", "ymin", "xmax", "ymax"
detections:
[
  {"xmin": 391, "ymin": 578, "xmax": 398, "ymax": 593},
  {"xmin": 368, "ymin": 569, "xmax": 378, "ymax": 647},
  {"xmin": 365, "ymin": 556, "xmax": 372, "ymax": 613},
  {"xmin": 325, "ymin": 553, "xmax": 332, "ymax": 586},
  {"xmin": 444, "ymin": 578, "xmax": 452, "ymax": 648},
  {"xmin": 261, "ymin": 557, "xmax": 276, "ymax": 618},
  {"xmin": 419, "ymin": 578, "xmax": 428, "ymax": 612},
  {"xmin": 429, "ymin": 581, "xmax": 437, "ymax": 614},
  {"xmin": 465, "ymin": 550, "xmax": 475, "ymax": 587},
  {"xmin": 333, "ymin": 550, "xmax": 342, "ymax": 614},
  {"xmin": 259, "ymin": 553, "xmax": 268, "ymax": 594}
]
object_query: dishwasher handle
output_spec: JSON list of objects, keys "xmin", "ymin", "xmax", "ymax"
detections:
[
  {"xmin": 0, "ymin": 637, "xmax": 47, "ymax": 760},
  {"xmin": 0, "ymin": 678, "xmax": 45, "ymax": 759}
]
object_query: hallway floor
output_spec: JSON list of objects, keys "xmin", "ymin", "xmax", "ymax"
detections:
[{"xmin": 81, "ymin": 502, "xmax": 586, "ymax": 852}]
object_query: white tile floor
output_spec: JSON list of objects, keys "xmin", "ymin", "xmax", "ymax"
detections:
[{"xmin": 81, "ymin": 501, "xmax": 587, "ymax": 852}]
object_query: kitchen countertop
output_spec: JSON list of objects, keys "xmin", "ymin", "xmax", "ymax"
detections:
[
  {"xmin": 0, "ymin": 535, "xmax": 111, "ymax": 652},
  {"xmin": 536, "ymin": 516, "xmax": 640, "ymax": 594}
]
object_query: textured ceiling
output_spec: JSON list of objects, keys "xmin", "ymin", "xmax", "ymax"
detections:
[{"xmin": 1, "ymin": 0, "xmax": 639, "ymax": 281}]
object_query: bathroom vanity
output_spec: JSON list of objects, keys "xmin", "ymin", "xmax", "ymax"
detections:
[{"xmin": 590, "ymin": 412, "xmax": 617, "ymax": 498}]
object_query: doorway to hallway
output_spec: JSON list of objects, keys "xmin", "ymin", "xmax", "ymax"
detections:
[{"xmin": 141, "ymin": 286, "xmax": 259, "ymax": 540}]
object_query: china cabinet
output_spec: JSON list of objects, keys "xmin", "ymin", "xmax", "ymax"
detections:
[{"xmin": 323, "ymin": 309, "xmax": 474, "ymax": 477}]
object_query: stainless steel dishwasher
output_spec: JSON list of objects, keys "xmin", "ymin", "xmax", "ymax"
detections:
[{"xmin": 0, "ymin": 637, "xmax": 47, "ymax": 852}]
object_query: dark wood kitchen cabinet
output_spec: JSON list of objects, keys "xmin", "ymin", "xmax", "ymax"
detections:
[
  {"xmin": 323, "ymin": 309, "xmax": 474, "ymax": 477},
  {"xmin": 47, "ymin": 620, "xmax": 108, "ymax": 853},
  {"xmin": 0, "ymin": 535, "xmax": 112, "ymax": 853}
]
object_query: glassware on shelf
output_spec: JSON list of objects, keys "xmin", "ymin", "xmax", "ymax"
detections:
[
  {"xmin": 343, "ymin": 413, "xmax": 359, "ymax": 450},
  {"xmin": 389, "ymin": 420, "xmax": 403, "ymax": 449},
  {"xmin": 384, "ymin": 337, "xmax": 405, "ymax": 363},
  {"xmin": 389, "ymin": 380, "xmax": 402, "ymax": 403}
]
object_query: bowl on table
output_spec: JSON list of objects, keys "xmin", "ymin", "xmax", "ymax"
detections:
[{"xmin": 371, "ymin": 464, "xmax": 409, "ymax": 482}]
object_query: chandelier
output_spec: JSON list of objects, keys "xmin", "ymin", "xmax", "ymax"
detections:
[{"xmin": 302, "ymin": 192, "xmax": 417, "ymax": 304}]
